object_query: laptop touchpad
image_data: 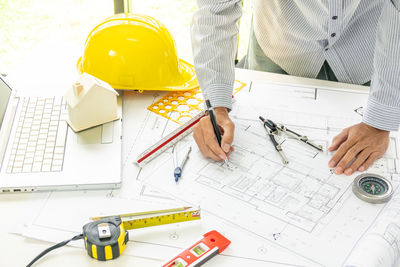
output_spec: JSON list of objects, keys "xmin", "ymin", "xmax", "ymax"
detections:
[
  {"xmin": 76, "ymin": 125, "xmax": 102, "ymax": 144},
  {"xmin": 76, "ymin": 122, "xmax": 114, "ymax": 144}
]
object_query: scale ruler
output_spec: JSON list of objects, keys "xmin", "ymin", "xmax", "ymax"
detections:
[{"xmin": 135, "ymin": 111, "xmax": 205, "ymax": 166}]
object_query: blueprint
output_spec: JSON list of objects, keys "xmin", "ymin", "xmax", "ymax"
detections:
[
  {"xmin": 19, "ymin": 81, "xmax": 400, "ymax": 266},
  {"xmin": 21, "ymin": 189, "xmax": 319, "ymax": 266},
  {"xmin": 19, "ymin": 89, "xmax": 320, "ymax": 266},
  {"xmin": 138, "ymin": 81, "xmax": 400, "ymax": 267},
  {"xmin": 344, "ymin": 189, "xmax": 400, "ymax": 267}
]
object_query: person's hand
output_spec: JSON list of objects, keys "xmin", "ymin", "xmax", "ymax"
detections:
[
  {"xmin": 328, "ymin": 122, "xmax": 389, "ymax": 175},
  {"xmin": 193, "ymin": 107, "xmax": 235, "ymax": 161}
]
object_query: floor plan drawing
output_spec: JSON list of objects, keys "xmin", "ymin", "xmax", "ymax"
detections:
[
  {"xmin": 18, "ymin": 83, "xmax": 400, "ymax": 267},
  {"xmin": 19, "ymin": 89, "xmax": 325, "ymax": 266},
  {"xmin": 138, "ymin": 81, "xmax": 400, "ymax": 266},
  {"xmin": 344, "ymin": 189, "xmax": 400, "ymax": 267}
]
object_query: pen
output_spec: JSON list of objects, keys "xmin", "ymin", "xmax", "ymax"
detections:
[
  {"xmin": 205, "ymin": 100, "xmax": 229, "ymax": 165},
  {"xmin": 174, "ymin": 146, "xmax": 192, "ymax": 182}
]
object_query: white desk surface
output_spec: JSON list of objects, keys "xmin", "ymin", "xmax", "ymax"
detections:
[{"xmin": 0, "ymin": 66, "xmax": 373, "ymax": 267}]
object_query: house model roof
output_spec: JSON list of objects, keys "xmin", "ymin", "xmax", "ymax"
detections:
[{"xmin": 65, "ymin": 73, "xmax": 118, "ymax": 108}]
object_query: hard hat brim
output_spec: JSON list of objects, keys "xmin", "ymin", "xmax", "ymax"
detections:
[{"xmin": 77, "ymin": 57, "xmax": 199, "ymax": 92}]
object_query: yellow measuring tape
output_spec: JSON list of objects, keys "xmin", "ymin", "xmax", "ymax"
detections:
[
  {"xmin": 83, "ymin": 207, "xmax": 201, "ymax": 261},
  {"xmin": 123, "ymin": 210, "xmax": 201, "ymax": 230}
]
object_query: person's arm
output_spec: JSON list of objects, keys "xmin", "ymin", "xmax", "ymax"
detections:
[
  {"xmin": 191, "ymin": 0, "xmax": 242, "ymax": 161},
  {"xmin": 191, "ymin": 0, "xmax": 242, "ymax": 110},
  {"xmin": 363, "ymin": 0, "xmax": 400, "ymax": 131},
  {"xmin": 329, "ymin": 0, "xmax": 400, "ymax": 175}
]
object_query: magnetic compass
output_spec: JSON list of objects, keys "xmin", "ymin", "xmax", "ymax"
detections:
[{"xmin": 352, "ymin": 173, "xmax": 393, "ymax": 204}]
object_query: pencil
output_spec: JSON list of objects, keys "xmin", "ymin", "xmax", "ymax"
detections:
[{"xmin": 205, "ymin": 100, "xmax": 228, "ymax": 165}]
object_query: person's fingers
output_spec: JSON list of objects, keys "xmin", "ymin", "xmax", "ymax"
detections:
[
  {"xmin": 334, "ymin": 142, "xmax": 364, "ymax": 175},
  {"xmin": 328, "ymin": 129, "xmax": 349, "ymax": 152},
  {"xmin": 193, "ymin": 123, "xmax": 208, "ymax": 156},
  {"xmin": 193, "ymin": 107, "xmax": 235, "ymax": 162},
  {"xmin": 200, "ymin": 117, "xmax": 226, "ymax": 160},
  {"xmin": 204, "ymin": 148, "xmax": 223, "ymax": 161},
  {"xmin": 344, "ymin": 148, "xmax": 372, "ymax": 176},
  {"xmin": 220, "ymin": 120, "xmax": 235, "ymax": 153},
  {"xmin": 358, "ymin": 152, "xmax": 382, "ymax": 172},
  {"xmin": 198, "ymin": 134, "xmax": 221, "ymax": 161},
  {"xmin": 227, "ymin": 146, "xmax": 235, "ymax": 157},
  {"xmin": 329, "ymin": 138, "xmax": 357, "ymax": 169},
  {"xmin": 193, "ymin": 121, "xmax": 220, "ymax": 161},
  {"xmin": 328, "ymin": 122, "xmax": 389, "ymax": 172}
]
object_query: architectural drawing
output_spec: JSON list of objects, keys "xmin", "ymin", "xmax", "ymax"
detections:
[
  {"xmin": 19, "ymin": 83, "xmax": 400, "ymax": 266},
  {"xmin": 138, "ymin": 82, "xmax": 400, "ymax": 267},
  {"xmin": 20, "ymin": 188, "xmax": 321, "ymax": 266},
  {"xmin": 19, "ymin": 90, "xmax": 321, "ymax": 266},
  {"xmin": 343, "ymin": 189, "xmax": 400, "ymax": 267}
]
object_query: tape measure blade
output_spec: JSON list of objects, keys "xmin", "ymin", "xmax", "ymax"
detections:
[
  {"xmin": 135, "ymin": 112, "xmax": 205, "ymax": 166},
  {"xmin": 123, "ymin": 210, "xmax": 201, "ymax": 230}
]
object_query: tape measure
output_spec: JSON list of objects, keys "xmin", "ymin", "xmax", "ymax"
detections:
[
  {"xmin": 162, "ymin": 230, "xmax": 231, "ymax": 267},
  {"xmin": 27, "ymin": 207, "xmax": 201, "ymax": 266},
  {"xmin": 83, "ymin": 216, "xmax": 128, "ymax": 261},
  {"xmin": 83, "ymin": 209, "xmax": 201, "ymax": 261}
]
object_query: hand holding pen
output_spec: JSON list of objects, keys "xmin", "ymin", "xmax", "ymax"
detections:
[{"xmin": 192, "ymin": 100, "xmax": 234, "ymax": 162}]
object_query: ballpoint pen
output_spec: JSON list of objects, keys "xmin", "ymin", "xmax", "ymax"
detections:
[
  {"xmin": 174, "ymin": 146, "xmax": 192, "ymax": 182},
  {"xmin": 205, "ymin": 100, "xmax": 229, "ymax": 165}
]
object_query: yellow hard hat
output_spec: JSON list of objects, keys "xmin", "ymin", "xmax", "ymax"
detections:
[{"xmin": 77, "ymin": 13, "xmax": 198, "ymax": 91}]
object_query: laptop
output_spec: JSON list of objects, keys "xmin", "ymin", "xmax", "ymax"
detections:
[{"xmin": 0, "ymin": 75, "xmax": 122, "ymax": 193}]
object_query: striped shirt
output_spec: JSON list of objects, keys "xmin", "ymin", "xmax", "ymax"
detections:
[{"xmin": 191, "ymin": 0, "xmax": 400, "ymax": 131}]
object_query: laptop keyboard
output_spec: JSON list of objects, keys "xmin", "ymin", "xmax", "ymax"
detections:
[{"xmin": 6, "ymin": 97, "xmax": 68, "ymax": 173}]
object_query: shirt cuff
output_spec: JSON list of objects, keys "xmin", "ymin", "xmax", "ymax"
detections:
[
  {"xmin": 203, "ymin": 84, "xmax": 233, "ymax": 111},
  {"xmin": 363, "ymin": 97, "xmax": 400, "ymax": 131}
]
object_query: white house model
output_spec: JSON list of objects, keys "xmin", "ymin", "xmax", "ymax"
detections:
[{"xmin": 64, "ymin": 73, "xmax": 120, "ymax": 132}]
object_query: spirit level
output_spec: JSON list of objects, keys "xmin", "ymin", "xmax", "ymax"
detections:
[{"xmin": 162, "ymin": 230, "xmax": 231, "ymax": 267}]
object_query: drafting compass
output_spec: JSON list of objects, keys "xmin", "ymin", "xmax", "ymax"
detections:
[
  {"xmin": 354, "ymin": 106, "xmax": 364, "ymax": 117},
  {"xmin": 353, "ymin": 173, "xmax": 393, "ymax": 204},
  {"xmin": 259, "ymin": 116, "xmax": 323, "ymax": 164}
]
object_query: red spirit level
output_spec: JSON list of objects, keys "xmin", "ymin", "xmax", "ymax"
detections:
[{"xmin": 163, "ymin": 230, "xmax": 231, "ymax": 267}]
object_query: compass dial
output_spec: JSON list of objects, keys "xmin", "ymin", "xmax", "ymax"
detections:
[
  {"xmin": 352, "ymin": 173, "xmax": 393, "ymax": 203},
  {"xmin": 360, "ymin": 177, "xmax": 387, "ymax": 195}
]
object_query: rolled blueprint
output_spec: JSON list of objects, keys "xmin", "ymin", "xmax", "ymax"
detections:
[{"xmin": 344, "ymin": 189, "xmax": 400, "ymax": 267}]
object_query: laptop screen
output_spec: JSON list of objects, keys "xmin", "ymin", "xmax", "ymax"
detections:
[{"xmin": 0, "ymin": 77, "xmax": 12, "ymax": 130}]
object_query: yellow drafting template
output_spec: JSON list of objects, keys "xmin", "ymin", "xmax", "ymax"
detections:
[{"xmin": 148, "ymin": 80, "xmax": 246, "ymax": 124}]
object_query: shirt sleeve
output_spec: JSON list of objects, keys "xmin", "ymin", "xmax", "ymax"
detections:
[
  {"xmin": 191, "ymin": 0, "xmax": 242, "ymax": 110},
  {"xmin": 393, "ymin": 0, "xmax": 400, "ymax": 10},
  {"xmin": 363, "ymin": 0, "xmax": 400, "ymax": 131}
]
